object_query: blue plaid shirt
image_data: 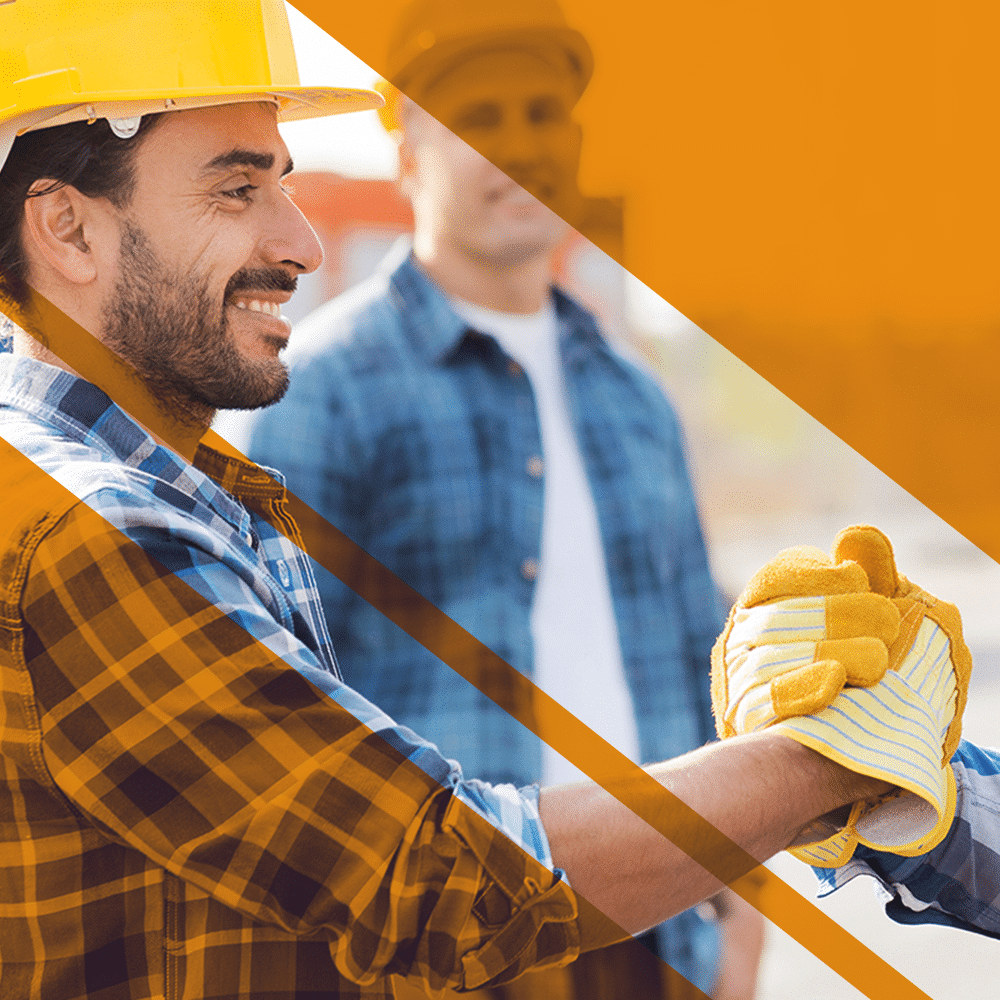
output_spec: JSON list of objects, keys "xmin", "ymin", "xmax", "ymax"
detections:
[
  {"xmin": 816, "ymin": 741, "xmax": 1000, "ymax": 938},
  {"xmin": 244, "ymin": 247, "xmax": 724, "ymax": 989},
  {"xmin": 0, "ymin": 353, "xmax": 555, "ymax": 871}
]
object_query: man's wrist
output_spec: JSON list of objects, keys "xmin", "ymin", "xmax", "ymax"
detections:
[{"xmin": 765, "ymin": 733, "xmax": 894, "ymax": 830}]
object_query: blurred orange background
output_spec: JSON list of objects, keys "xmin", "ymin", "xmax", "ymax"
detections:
[{"xmin": 289, "ymin": 0, "xmax": 1000, "ymax": 561}]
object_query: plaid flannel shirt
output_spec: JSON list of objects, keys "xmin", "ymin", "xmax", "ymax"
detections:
[
  {"xmin": 245, "ymin": 248, "xmax": 722, "ymax": 784},
  {"xmin": 816, "ymin": 741, "xmax": 1000, "ymax": 938},
  {"xmin": 242, "ymin": 247, "xmax": 724, "ymax": 991},
  {"xmin": 0, "ymin": 355, "xmax": 579, "ymax": 1000}
]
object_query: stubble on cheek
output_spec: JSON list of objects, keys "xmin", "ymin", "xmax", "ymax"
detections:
[{"xmin": 101, "ymin": 223, "xmax": 291, "ymax": 421}]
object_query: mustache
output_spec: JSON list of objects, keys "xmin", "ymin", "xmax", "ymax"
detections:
[{"xmin": 224, "ymin": 268, "xmax": 298, "ymax": 298}]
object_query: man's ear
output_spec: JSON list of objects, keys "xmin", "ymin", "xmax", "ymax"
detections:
[
  {"xmin": 396, "ymin": 133, "xmax": 419, "ymax": 201},
  {"xmin": 21, "ymin": 182, "xmax": 103, "ymax": 287}
]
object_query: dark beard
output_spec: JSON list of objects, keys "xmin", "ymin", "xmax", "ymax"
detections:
[{"xmin": 101, "ymin": 221, "xmax": 295, "ymax": 425}]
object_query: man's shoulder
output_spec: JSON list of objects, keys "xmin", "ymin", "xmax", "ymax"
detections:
[
  {"xmin": 2, "ymin": 409, "xmax": 135, "ymax": 498},
  {"xmin": 0, "ymin": 415, "xmax": 166, "ymax": 611},
  {"xmin": 1, "ymin": 407, "xmax": 210, "ymax": 538}
]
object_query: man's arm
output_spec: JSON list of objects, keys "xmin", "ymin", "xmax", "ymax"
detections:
[
  {"xmin": 22, "ymin": 502, "xmax": 576, "ymax": 994},
  {"xmin": 542, "ymin": 733, "xmax": 891, "ymax": 934},
  {"xmin": 814, "ymin": 740, "xmax": 1000, "ymax": 939},
  {"xmin": 22, "ymin": 499, "xmax": 891, "ymax": 990}
]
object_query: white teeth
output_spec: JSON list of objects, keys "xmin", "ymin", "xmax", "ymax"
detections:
[{"xmin": 235, "ymin": 299, "xmax": 281, "ymax": 317}]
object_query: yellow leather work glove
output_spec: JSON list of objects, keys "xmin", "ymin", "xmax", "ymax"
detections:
[{"xmin": 712, "ymin": 526, "xmax": 972, "ymax": 867}]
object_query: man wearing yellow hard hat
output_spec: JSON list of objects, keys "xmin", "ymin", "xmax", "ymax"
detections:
[{"xmin": 0, "ymin": 3, "xmax": 981, "ymax": 1000}]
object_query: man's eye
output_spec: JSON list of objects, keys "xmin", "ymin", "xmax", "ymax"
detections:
[
  {"xmin": 221, "ymin": 184, "xmax": 257, "ymax": 202},
  {"xmin": 453, "ymin": 104, "xmax": 502, "ymax": 131},
  {"xmin": 529, "ymin": 98, "xmax": 568, "ymax": 124}
]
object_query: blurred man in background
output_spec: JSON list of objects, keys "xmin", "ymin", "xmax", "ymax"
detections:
[{"xmin": 246, "ymin": 2, "xmax": 763, "ymax": 996}]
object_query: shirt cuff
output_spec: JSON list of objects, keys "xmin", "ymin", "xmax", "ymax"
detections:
[{"xmin": 442, "ymin": 789, "xmax": 580, "ymax": 990}]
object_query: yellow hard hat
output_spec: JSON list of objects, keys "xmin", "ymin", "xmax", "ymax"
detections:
[
  {"xmin": 376, "ymin": 0, "xmax": 592, "ymax": 135},
  {"xmin": 386, "ymin": 0, "xmax": 592, "ymax": 97},
  {"xmin": 1, "ymin": 0, "xmax": 383, "ymax": 169}
]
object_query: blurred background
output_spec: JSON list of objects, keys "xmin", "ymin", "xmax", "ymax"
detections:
[{"xmin": 216, "ymin": 6, "xmax": 1000, "ymax": 997}]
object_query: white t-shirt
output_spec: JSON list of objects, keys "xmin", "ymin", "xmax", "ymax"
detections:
[{"xmin": 450, "ymin": 297, "xmax": 641, "ymax": 786}]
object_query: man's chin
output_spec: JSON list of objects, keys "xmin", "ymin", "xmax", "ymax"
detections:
[
  {"xmin": 476, "ymin": 233, "xmax": 562, "ymax": 268},
  {"xmin": 247, "ymin": 379, "xmax": 289, "ymax": 410},
  {"xmin": 220, "ymin": 376, "xmax": 289, "ymax": 412},
  {"xmin": 192, "ymin": 359, "xmax": 290, "ymax": 413}
]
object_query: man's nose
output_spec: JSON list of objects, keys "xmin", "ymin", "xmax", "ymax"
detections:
[
  {"xmin": 259, "ymin": 192, "xmax": 324, "ymax": 275},
  {"xmin": 486, "ymin": 116, "xmax": 548, "ymax": 170}
]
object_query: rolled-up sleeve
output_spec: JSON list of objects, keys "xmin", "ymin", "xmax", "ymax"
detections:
[{"xmin": 21, "ymin": 501, "xmax": 580, "ymax": 993}]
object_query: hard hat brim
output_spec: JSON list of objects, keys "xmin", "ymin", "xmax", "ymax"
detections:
[
  {"xmin": 0, "ymin": 86, "xmax": 384, "ymax": 177},
  {"xmin": 2, "ymin": 85, "xmax": 384, "ymax": 136},
  {"xmin": 275, "ymin": 84, "xmax": 385, "ymax": 122},
  {"xmin": 391, "ymin": 26, "xmax": 593, "ymax": 101}
]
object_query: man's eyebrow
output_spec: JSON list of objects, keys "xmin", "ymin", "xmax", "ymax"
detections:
[{"xmin": 200, "ymin": 149, "xmax": 295, "ymax": 176}]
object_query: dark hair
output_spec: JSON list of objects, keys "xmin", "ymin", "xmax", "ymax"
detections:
[{"xmin": 0, "ymin": 114, "xmax": 163, "ymax": 312}]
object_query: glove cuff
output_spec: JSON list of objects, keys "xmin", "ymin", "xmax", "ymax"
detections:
[
  {"xmin": 787, "ymin": 799, "xmax": 865, "ymax": 867},
  {"xmin": 855, "ymin": 765, "xmax": 957, "ymax": 856}
]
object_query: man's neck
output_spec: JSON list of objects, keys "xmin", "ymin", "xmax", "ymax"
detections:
[{"xmin": 413, "ymin": 238, "xmax": 554, "ymax": 315}]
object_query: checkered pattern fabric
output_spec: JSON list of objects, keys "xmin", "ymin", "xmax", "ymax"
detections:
[
  {"xmin": 0, "ymin": 356, "xmax": 578, "ymax": 1000},
  {"xmin": 818, "ymin": 741, "xmax": 1000, "ymax": 940},
  {"xmin": 247, "ymin": 248, "xmax": 722, "ymax": 789},
  {"xmin": 243, "ymin": 247, "xmax": 726, "ymax": 990}
]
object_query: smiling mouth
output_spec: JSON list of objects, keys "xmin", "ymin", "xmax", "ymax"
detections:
[
  {"xmin": 232, "ymin": 297, "xmax": 284, "ymax": 318},
  {"xmin": 490, "ymin": 180, "xmax": 557, "ymax": 208}
]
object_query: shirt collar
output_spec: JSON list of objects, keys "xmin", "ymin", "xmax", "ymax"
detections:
[
  {"xmin": 0, "ymin": 355, "xmax": 285, "ymax": 514},
  {"xmin": 387, "ymin": 251, "xmax": 470, "ymax": 364},
  {"xmin": 385, "ymin": 246, "xmax": 609, "ymax": 366}
]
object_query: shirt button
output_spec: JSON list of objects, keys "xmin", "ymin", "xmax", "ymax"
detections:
[
  {"xmin": 521, "ymin": 557, "xmax": 539, "ymax": 581},
  {"xmin": 526, "ymin": 455, "xmax": 544, "ymax": 478},
  {"xmin": 276, "ymin": 559, "xmax": 292, "ymax": 588},
  {"xmin": 508, "ymin": 360, "xmax": 524, "ymax": 378}
]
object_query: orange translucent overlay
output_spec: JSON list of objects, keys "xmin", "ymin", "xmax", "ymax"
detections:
[
  {"xmin": 294, "ymin": 0, "xmax": 1000, "ymax": 562},
  {"xmin": 0, "ymin": 290, "xmax": 932, "ymax": 1000}
]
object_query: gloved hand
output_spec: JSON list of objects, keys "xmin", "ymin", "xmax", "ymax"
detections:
[{"xmin": 712, "ymin": 526, "xmax": 973, "ymax": 866}]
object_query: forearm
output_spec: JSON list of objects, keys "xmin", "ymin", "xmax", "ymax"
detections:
[{"xmin": 541, "ymin": 730, "xmax": 891, "ymax": 933}]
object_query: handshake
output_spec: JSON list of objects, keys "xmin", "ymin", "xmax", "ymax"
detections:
[{"xmin": 711, "ymin": 525, "xmax": 973, "ymax": 867}]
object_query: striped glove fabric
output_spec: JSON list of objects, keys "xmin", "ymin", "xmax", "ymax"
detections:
[{"xmin": 712, "ymin": 526, "xmax": 972, "ymax": 867}]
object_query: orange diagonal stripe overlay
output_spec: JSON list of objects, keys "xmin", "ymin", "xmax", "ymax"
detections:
[
  {"xmin": 291, "ymin": 0, "xmax": 1000, "ymax": 569},
  {"xmin": 0, "ymin": 289, "xmax": 933, "ymax": 1000}
]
